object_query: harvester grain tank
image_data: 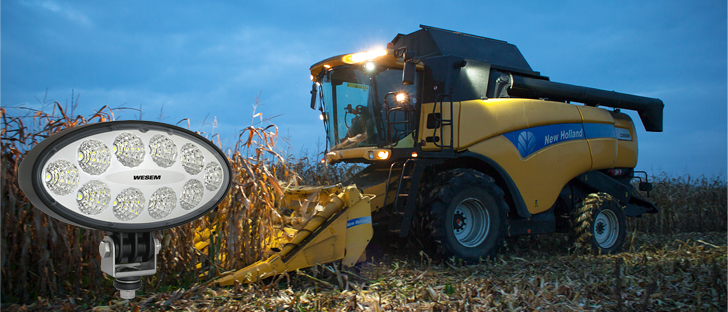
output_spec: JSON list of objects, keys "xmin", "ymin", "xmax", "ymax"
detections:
[{"xmin": 207, "ymin": 25, "xmax": 664, "ymax": 285}]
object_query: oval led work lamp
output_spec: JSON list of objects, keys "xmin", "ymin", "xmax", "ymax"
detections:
[{"xmin": 18, "ymin": 120, "xmax": 232, "ymax": 299}]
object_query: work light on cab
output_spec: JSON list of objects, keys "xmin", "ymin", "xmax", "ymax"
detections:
[
  {"xmin": 342, "ymin": 49, "xmax": 387, "ymax": 64},
  {"xmin": 365, "ymin": 61, "xmax": 376, "ymax": 71},
  {"xmin": 18, "ymin": 120, "xmax": 232, "ymax": 300}
]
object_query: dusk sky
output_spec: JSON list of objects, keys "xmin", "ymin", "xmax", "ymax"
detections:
[{"xmin": 3, "ymin": 1, "xmax": 726, "ymax": 179}]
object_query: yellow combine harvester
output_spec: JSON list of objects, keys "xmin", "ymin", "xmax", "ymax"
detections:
[{"xmin": 206, "ymin": 25, "xmax": 663, "ymax": 285}]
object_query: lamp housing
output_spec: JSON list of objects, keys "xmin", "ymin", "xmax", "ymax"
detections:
[{"xmin": 18, "ymin": 120, "xmax": 232, "ymax": 233}]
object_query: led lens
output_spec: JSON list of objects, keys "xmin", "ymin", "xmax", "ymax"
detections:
[
  {"xmin": 365, "ymin": 61, "xmax": 376, "ymax": 71},
  {"xmin": 113, "ymin": 132, "xmax": 145, "ymax": 167},
  {"xmin": 149, "ymin": 134, "xmax": 178, "ymax": 168},
  {"xmin": 395, "ymin": 93, "xmax": 406, "ymax": 102},
  {"xmin": 44, "ymin": 160, "xmax": 80, "ymax": 195},
  {"xmin": 77, "ymin": 140, "xmax": 111, "ymax": 175},
  {"xmin": 76, "ymin": 180, "xmax": 111, "ymax": 215},
  {"xmin": 376, "ymin": 151, "xmax": 389, "ymax": 160},
  {"xmin": 342, "ymin": 49, "xmax": 387, "ymax": 64},
  {"xmin": 113, "ymin": 188, "xmax": 145, "ymax": 221},
  {"xmin": 181, "ymin": 143, "xmax": 204, "ymax": 175},
  {"xmin": 180, "ymin": 179, "xmax": 204, "ymax": 210},
  {"xmin": 204, "ymin": 162, "xmax": 223, "ymax": 191},
  {"xmin": 148, "ymin": 187, "xmax": 177, "ymax": 219}
]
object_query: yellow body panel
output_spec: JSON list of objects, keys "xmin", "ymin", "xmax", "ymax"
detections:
[
  {"xmin": 457, "ymin": 99, "xmax": 583, "ymax": 149},
  {"xmin": 469, "ymin": 135, "xmax": 592, "ymax": 214},
  {"xmin": 612, "ymin": 112, "xmax": 639, "ymax": 168},
  {"xmin": 577, "ymin": 106, "xmax": 618, "ymax": 170},
  {"xmin": 362, "ymin": 178, "xmax": 397, "ymax": 212},
  {"xmin": 587, "ymin": 138, "xmax": 618, "ymax": 170},
  {"xmin": 445, "ymin": 99, "xmax": 639, "ymax": 214},
  {"xmin": 325, "ymin": 146, "xmax": 392, "ymax": 163},
  {"xmin": 577, "ymin": 105, "xmax": 615, "ymax": 124}
]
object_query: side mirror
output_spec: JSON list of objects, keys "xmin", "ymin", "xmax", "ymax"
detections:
[
  {"xmin": 402, "ymin": 51, "xmax": 417, "ymax": 85},
  {"xmin": 639, "ymin": 182, "xmax": 653, "ymax": 192},
  {"xmin": 310, "ymin": 82, "xmax": 318, "ymax": 110}
]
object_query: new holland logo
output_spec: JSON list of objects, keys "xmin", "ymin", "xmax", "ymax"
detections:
[
  {"xmin": 517, "ymin": 131, "xmax": 536, "ymax": 157},
  {"xmin": 133, "ymin": 175, "xmax": 162, "ymax": 180}
]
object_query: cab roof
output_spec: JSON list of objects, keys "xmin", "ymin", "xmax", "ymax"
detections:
[{"xmin": 391, "ymin": 25, "xmax": 542, "ymax": 77}]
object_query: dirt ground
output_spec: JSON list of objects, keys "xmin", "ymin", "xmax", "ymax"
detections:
[{"xmin": 4, "ymin": 231, "xmax": 726, "ymax": 312}]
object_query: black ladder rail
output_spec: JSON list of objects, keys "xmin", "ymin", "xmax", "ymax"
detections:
[
  {"xmin": 387, "ymin": 159, "xmax": 416, "ymax": 234},
  {"xmin": 384, "ymin": 93, "xmax": 416, "ymax": 147},
  {"xmin": 394, "ymin": 159, "xmax": 425, "ymax": 237},
  {"xmin": 432, "ymin": 93, "xmax": 454, "ymax": 152},
  {"xmin": 387, "ymin": 158, "xmax": 443, "ymax": 237},
  {"xmin": 382, "ymin": 161, "xmax": 404, "ymax": 217},
  {"xmin": 392, "ymin": 159, "xmax": 417, "ymax": 216}
]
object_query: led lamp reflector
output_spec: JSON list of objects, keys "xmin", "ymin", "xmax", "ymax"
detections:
[
  {"xmin": 77, "ymin": 180, "xmax": 111, "ymax": 215},
  {"xmin": 180, "ymin": 179, "xmax": 204, "ymax": 210},
  {"xmin": 148, "ymin": 187, "xmax": 177, "ymax": 219},
  {"xmin": 114, "ymin": 132, "xmax": 145, "ymax": 168},
  {"xmin": 181, "ymin": 143, "xmax": 204, "ymax": 175},
  {"xmin": 18, "ymin": 120, "xmax": 232, "ymax": 232},
  {"xmin": 149, "ymin": 134, "xmax": 177, "ymax": 168},
  {"xmin": 44, "ymin": 160, "xmax": 80, "ymax": 195},
  {"xmin": 77, "ymin": 140, "xmax": 111, "ymax": 175},
  {"xmin": 204, "ymin": 162, "xmax": 223, "ymax": 191},
  {"xmin": 113, "ymin": 187, "xmax": 145, "ymax": 221}
]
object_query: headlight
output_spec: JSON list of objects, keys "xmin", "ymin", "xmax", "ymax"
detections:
[
  {"xmin": 364, "ymin": 61, "xmax": 376, "ymax": 71},
  {"xmin": 19, "ymin": 120, "xmax": 232, "ymax": 299},
  {"xmin": 376, "ymin": 151, "xmax": 390, "ymax": 160},
  {"xmin": 342, "ymin": 49, "xmax": 387, "ymax": 64}
]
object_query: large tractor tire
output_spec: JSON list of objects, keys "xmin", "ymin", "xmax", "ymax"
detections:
[
  {"xmin": 417, "ymin": 169, "xmax": 508, "ymax": 262},
  {"xmin": 571, "ymin": 193, "xmax": 627, "ymax": 254}
]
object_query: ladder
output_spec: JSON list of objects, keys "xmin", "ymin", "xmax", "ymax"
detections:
[
  {"xmin": 384, "ymin": 158, "xmax": 441, "ymax": 237},
  {"xmin": 431, "ymin": 94, "xmax": 454, "ymax": 153}
]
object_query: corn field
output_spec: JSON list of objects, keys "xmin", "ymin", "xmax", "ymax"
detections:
[{"xmin": 1, "ymin": 104, "xmax": 726, "ymax": 311}]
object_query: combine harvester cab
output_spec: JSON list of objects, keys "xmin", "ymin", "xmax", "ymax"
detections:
[{"xmin": 203, "ymin": 25, "xmax": 664, "ymax": 285}]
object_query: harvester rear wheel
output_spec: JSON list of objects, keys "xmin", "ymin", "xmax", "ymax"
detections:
[
  {"xmin": 417, "ymin": 169, "xmax": 507, "ymax": 262},
  {"xmin": 571, "ymin": 193, "xmax": 626, "ymax": 254}
]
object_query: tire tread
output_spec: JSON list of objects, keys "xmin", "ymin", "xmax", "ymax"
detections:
[{"xmin": 416, "ymin": 168, "xmax": 508, "ymax": 261}]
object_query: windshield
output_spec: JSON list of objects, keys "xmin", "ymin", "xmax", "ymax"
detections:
[{"xmin": 320, "ymin": 66, "xmax": 418, "ymax": 150}]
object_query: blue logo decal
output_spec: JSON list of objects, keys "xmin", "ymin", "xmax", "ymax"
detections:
[
  {"xmin": 583, "ymin": 123, "xmax": 616, "ymax": 139},
  {"xmin": 517, "ymin": 131, "xmax": 536, "ymax": 157},
  {"xmin": 504, "ymin": 123, "xmax": 585, "ymax": 158},
  {"xmin": 346, "ymin": 216, "xmax": 372, "ymax": 229},
  {"xmin": 504, "ymin": 123, "xmax": 617, "ymax": 158}
]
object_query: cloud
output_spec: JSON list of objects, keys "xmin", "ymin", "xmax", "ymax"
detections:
[{"xmin": 22, "ymin": 0, "xmax": 92, "ymax": 26}]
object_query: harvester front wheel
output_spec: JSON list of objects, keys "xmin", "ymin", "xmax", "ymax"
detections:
[
  {"xmin": 419, "ymin": 169, "xmax": 507, "ymax": 262},
  {"xmin": 571, "ymin": 193, "xmax": 626, "ymax": 254}
]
